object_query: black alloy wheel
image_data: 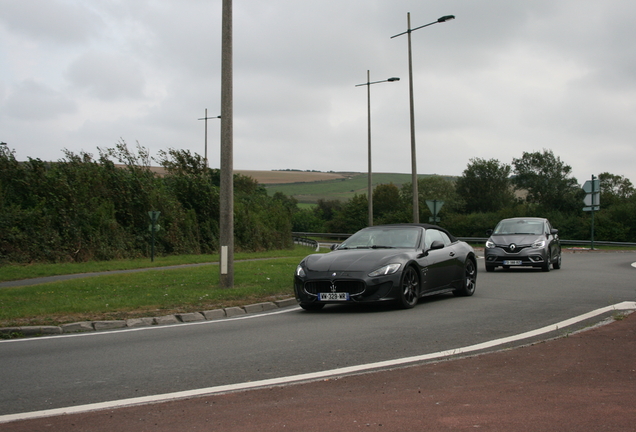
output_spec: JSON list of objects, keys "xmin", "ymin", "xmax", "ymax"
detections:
[
  {"xmin": 454, "ymin": 259, "xmax": 477, "ymax": 297},
  {"xmin": 553, "ymin": 251, "xmax": 562, "ymax": 269},
  {"xmin": 397, "ymin": 266, "xmax": 419, "ymax": 309}
]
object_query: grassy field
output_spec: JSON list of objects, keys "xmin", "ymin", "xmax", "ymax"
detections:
[
  {"xmin": 0, "ymin": 246, "xmax": 322, "ymax": 329},
  {"xmin": 264, "ymin": 172, "xmax": 437, "ymax": 203}
]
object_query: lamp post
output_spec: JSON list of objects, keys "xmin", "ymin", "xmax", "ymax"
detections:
[
  {"xmin": 391, "ymin": 13, "xmax": 455, "ymax": 223},
  {"xmin": 355, "ymin": 71, "xmax": 400, "ymax": 227},
  {"xmin": 198, "ymin": 108, "xmax": 221, "ymax": 168}
]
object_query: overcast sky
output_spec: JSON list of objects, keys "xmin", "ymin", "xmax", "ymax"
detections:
[{"xmin": 1, "ymin": 0, "xmax": 635, "ymax": 185}]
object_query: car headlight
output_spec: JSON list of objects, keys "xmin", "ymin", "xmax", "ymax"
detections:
[
  {"xmin": 295, "ymin": 264, "xmax": 306, "ymax": 278},
  {"xmin": 368, "ymin": 263, "xmax": 401, "ymax": 277},
  {"xmin": 532, "ymin": 239, "xmax": 546, "ymax": 249},
  {"xmin": 485, "ymin": 240, "xmax": 495, "ymax": 249}
]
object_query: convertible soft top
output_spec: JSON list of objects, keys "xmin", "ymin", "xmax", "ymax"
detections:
[{"xmin": 369, "ymin": 223, "xmax": 458, "ymax": 244}]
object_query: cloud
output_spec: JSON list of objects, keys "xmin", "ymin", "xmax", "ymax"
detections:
[
  {"xmin": 3, "ymin": 79, "xmax": 77, "ymax": 120},
  {"xmin": 0, "ymin": 0, "xmax": 103, "ymax": 45},
  {"xmin": 1, "ymin": 0, "xmax": 636, "ymax": 184},
  {"xmin": 66, "ymin": 51, "xmax": 147, "ymax": 100}
]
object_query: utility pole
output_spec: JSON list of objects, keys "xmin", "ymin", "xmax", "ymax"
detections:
[
  {"xmin": 198, "ymin": 109, "xmax": 221, "ymax": 168},
  {"xmin": 219, "ymin": 0, "xmax": 234, "ymax": 287}
]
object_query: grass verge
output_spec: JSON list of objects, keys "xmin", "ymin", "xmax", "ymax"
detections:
[
  {"xmin": 0, "ymin": 246, "xmax": 320, "ymax": 328},
  {"xmin": 0, "ymin": 248, "xmax": 315, "ymax": 283}
]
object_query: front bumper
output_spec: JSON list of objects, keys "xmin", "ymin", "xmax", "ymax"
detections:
[
  {"xmin": 485, "ymin": 247, "xmax": 548, "ymax": 268},
  {"xmin": 294, "ymin": 272, "xmax": 402, "ymax": 305}
]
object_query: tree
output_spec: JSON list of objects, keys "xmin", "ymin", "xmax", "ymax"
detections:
[
  {"xmin": 373, "ymin": 183, "xmax": 407, "ymax": 224},
  {"xmin": 512, "ymin": 149, "xmax": 583, "ymax": 212},
  {"xmin": 314, "ymin": 199, "xmax": 342, "ymax": 222},
  {"xmin": 400, "ymin": 175, "xmax": 461, "ymax": 220},
  {"xmin": 598, "ymin": 172, "xmax": 634, "ymax": 209},
  {"xmin": 456, "ymin": 158, "xmax": 515, "ymax": 213},
  {"xmin": 326, "ymin": 194, "xmax": 368, "ymax": 233},
  {"xmin": 292, "ymin": 208, "xmax": 324, "ymax": 232}
]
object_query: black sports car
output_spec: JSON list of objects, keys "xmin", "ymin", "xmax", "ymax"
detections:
[{"xmin": 294, "ymin": 224, "xmax": 477, "ymax": 310}]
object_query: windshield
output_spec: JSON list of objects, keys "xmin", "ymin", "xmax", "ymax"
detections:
[
  {"xmin": 493, "ymin": 219, "xmax": 544, "ymax": 235},
  {"xmin": 339, "ymin": 227, "xmax": 421, "ymax": 249}
]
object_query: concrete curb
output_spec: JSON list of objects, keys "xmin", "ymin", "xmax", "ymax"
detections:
[{"xmin": 0, "ymin": 298, "xmax": 299, "ymax": 339}]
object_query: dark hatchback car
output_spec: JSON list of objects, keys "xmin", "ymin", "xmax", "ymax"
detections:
[
  {"xmin": 294, "ymin": 224, "xmax": 477, "ymax": 311},
  {"xmin": 485, "ymin": 217, "xmax": 561, "ymax": 272}
]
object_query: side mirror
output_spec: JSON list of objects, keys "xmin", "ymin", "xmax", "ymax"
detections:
[
  {"xmin": 420, "ymin": 240, "xmax": 444, "ymax": 257},
  {"xmin": 429, "ymin": 240, "xmax": 445, "ymax": 252},
  {"xmin": 330, "ymin": 244, "xmax": 338, "ymax": 251},
  {"xmin": 550, "ymin": 228, "xmax": 558, "ymax": 235},
  {"xmin": 486, "ymin": 229, "xmax": 493, "ymax": 236}
]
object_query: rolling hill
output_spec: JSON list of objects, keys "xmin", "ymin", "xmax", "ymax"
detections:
[{"xmin": 255, "ymin": 171, "xmax": 440, "ymax": 204}]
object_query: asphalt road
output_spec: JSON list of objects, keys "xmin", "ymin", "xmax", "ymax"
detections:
[{"xmin": 1, "ymin": 251, "xmax": 635, "ymax": 419}]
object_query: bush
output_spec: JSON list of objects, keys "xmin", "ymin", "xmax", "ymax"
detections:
[{"xmin": 0, "ymin": 143, "xmax": 295, "ymax": 264}]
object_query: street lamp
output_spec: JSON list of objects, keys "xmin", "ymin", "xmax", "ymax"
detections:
[
  {"xmin": 391, "ymin": 13, "xmax": 455, "ymax": 223},
  {"xmin": 355, "ymin": 71, "xmax": 400, "ymax": 227},
  {"xmin": 198, "ymin": 108, "xmax": 221, "ymax": 168}
]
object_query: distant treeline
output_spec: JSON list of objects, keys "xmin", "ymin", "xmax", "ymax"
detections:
[
  {"xmin": 2, "ymin": 143, "xmax": 635, "ymax": 264},
  {"xmin": 290, "ymin": 151, "xmax": 636, "ymax": 243},
  {"xmin": 0, "ymin": 142, "xmax": 293, "ymax": 264}
]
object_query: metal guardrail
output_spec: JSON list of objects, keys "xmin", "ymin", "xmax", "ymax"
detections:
[
  {"xmin": 292, "ymin": 236, "xmax": 319, "ymax": 251},
  {"xmin": 293, "ymin": 233, "xmax": 636, "ymax": 249},
  {"xmin": 558, "ymin": 239, "xmax": 636, "ymax": 247},
  {"xmin": 293, "ymin": 232, "xmax": 352, "ymax": 240},
  {"xmin": 457, "ymin": 237, "xmax": 636, "ymax": 248}
]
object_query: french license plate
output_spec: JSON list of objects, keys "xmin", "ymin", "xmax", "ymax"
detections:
[
  {"xmin": 503, "ymin": 260, "xmax": 522, "ymax": 265},
  {"xmin": 319, "ymin": 292, "xmax": 350, "ymax": 301}
]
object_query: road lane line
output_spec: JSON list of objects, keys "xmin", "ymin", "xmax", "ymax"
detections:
[
  {"xmin": 0, "ymin": 307, "xmax": 301, "ymax": 344},
  {"xmin": 2, "ymin": 301, "xmax": 634, "ymax": 424}
]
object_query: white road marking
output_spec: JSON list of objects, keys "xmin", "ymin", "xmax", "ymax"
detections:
[
  {"xmin": 2, "ymin": 301, "xmax": 634, "ymax": 424},
  {"xmin": 0, "ymin": 307, "xmax": 300, "ymax": 344}
]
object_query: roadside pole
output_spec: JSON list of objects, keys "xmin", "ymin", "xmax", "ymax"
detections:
[
  {"xmin": 582, "ymin": 175, "xmax": 600, "ymax": 250},
  {"xmin": 219, "ymin": 0, "xmax": 234, "ymax": 287}
]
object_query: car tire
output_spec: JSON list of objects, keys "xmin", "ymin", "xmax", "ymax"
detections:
[
  {"xmin": 553, "ymin": 252, "xmax": 562, "ymax": 269},
  {"xmin": 299, "ymin": 302, "xmax": 325, "ymax": 311},
  {"xmin": 454, "ymin": 259, "xmax": 477, "ymax": 297},
  {"xmin": 541, "ymin": 255, "xmax": 551, "ymax": 272},
  {"xmin": 397, "ymin": 266, "xmax": 419, "ymax": 309}
]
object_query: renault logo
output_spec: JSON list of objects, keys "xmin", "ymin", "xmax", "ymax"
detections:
[{"xmin": 509, "ymin": 243, "xmax": 516, "ymax": 251}]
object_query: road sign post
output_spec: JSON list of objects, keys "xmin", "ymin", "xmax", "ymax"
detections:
[
  {"xmin": 148, "ymin": 211, "xmax": 161, "ymax": 262},
  {"xmin": 582, "ymin": 176, "xmax": 599, "ymax": 249},
  {"xmin": 426, "ymin": 199, "xmax": 444, "ymax": 224}
]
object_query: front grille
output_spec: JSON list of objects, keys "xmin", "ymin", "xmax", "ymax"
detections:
[
  {"xmin": 496, "ymin": 244, "xmax": 530, "ymax": 254},
  {"xmin": 304, "ymin": 280, "xmax": 366, "ymax": 296}
]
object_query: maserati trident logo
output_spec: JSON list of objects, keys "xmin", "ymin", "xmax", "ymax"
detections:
[
  {"xmin": 509, "ymin": 243, "xmax": 517, "ymax": 252},
  {"xmin": 330, "ymin": 283, "xmax": 337, "ymax": 293}
]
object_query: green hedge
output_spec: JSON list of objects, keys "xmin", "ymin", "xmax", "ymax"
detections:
[{"xmin": 0, "ymin": 143, "xmax": 292, "ymax": 264}]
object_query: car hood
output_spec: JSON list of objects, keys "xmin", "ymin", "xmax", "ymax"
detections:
[
  {"xmin": 491, "ymin": 234, "xmax": 543, "ymax": 246},
  {"xmin": 304, "ymin": 249, "xmax": 408, "ymax": 272}
]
